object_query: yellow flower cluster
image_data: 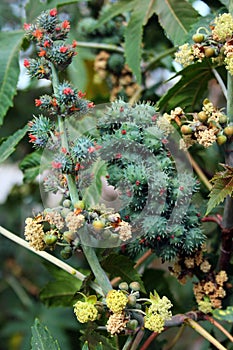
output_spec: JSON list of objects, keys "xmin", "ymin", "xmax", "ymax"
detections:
[
  {"xmin": 144, "ymin": 292, "xmax": 172, "ymax": 333},
  {"xmin": 24, "ymin": 217, "xmax": 45, "ymax": 251},
  {"xmin": 106, "ymin": 290, "xmax": 128, "ymax": 313},
  {"xmin": 212, "ymin": 13, "xmax": 233, "ymax": 41},
  {"xmin": 73, "ymin": 300, "xmax": 98, "ymax": 323},
  {"xmin": 175, "ymin": 43, "xmax": 194, "ymax": 67},
  {"xmin": 198, "ymin": 298, "xmax": 213, "ymax": 314}
]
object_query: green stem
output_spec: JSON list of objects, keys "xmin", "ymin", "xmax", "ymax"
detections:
[
  {"xmin": 51, "ymin": 63, "xmax": 112, "ymax": 295},
  {"xmin": 185, "ymin": 318, "xmax": 227, "ymax": 350},
  {"xmin": 219, "ymin": 72, "xmax": 233, "ymax": 271},
  {"xmin": 77, "ymin": 41, "xmax": 124, "ymax": 53}
]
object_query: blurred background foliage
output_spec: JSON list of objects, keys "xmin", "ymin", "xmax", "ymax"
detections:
[{"xmin": 0, "ymin": 0, "xmax": 232, "ymax": 349}]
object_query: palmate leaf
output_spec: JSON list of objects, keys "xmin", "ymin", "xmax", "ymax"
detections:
[
  {"xmin": 124, "ymin": 0, "xmax": 156, "ymax": 83},
  {"xmin": 0, "ymin": 30, "xmax": 24, "ymax": 126},
  {"xmin": 19, "ymin": 150, "xmax": 42, "ymax": 183},
  {"xmin": 206, "ymin": 164, "xmax": 233, "ymax": 215},
  {"xmin": 40, "ymin": 264, "xmax": 82, "ymax": 307},
  {"xmin": 0, "ymin": 125, "xmax": 28, "ymax": 164},
  {"xmin": 94, "ymin": 0, "xmax": 135, "ymax": 27},
  {"xmin": 31, "ymin": 318, "xmax": 60, "ymax": 350},
  {"xmin": 157, "ymin": 61, "xmax": 213, "ymax": 112},
  {"xmin": 80, "ymin": 324, "xmax": 117, "ymax": 350},
  {"xmin": 101, "ymin": 253, "xmax": 146, "ymax": 293},
  {"xmin": 153, "ymin": 0, "xmax": 199, "ymax": 45},
  {"xmin": 213, "ymin": 306, "xmax": 233, "ymax": 322}
]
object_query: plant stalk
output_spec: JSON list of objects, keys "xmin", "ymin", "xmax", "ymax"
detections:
[
  {"xmin": 219, "ymin": 71, "xmax": 233, "ymax": 271},
  {"xmin": 185, "ymin": 318, "xmax": 227, "ymax": 350},
  {"xmin": 51, "ymin": 63, "xmax": 112, "ymax": 295}
]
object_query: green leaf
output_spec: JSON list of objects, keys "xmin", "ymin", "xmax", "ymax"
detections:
[
  {"xmin": 80, "ymin": 324, "xmax": 118, "ymax": 350},
  {"xmin": 124, "ymin": 0, "xmax": 154, "ymax": 83},
  {"xmin": 206, "ymin": 164, "xmax": 233, "ymax": 215},
  {"xmin": 213, "ymin": 306, "xmax": 233, "ymax": 323},
  {"xmin": 157, "ymin": 61, "xmax": 213, "ymax": 112},
  {"xmin": 0, "ymin": 125, "xmax": 28, "ymax": 164},
  {"xmin": 154, "ymin": 0, "xmax": 199, "ymax": 45},
  {"xmin": 82, "ymin": 342, "xmax": 89, "ymax": 350},
  {"xmin": 31, "ymin": 318, "xmax": 60, "ymax": 350},
  {"xmin": 40, "ymin": 264, "xmax": 82, "ymax": 307},
  {"xmin": 0, "ymin": 30, "xmax": 24, "ymax": 126},
  {"xmin": 94, "ymin": 0, "xmax": 135, "ymax": 28},
  {"xmin": 19, "ymin": 150, "xmax": 42, "ymax": 183},
  {"xmin": 82, "ymin": 159, "xmax": 107, "ymax": 207},
  {"xmin": 218, "ymin": 0, "xmax": 229, "ymax": 8},
  {"xmin": 25, "ymin": 0, "xmax": 85, "ymax": 22},
  {"xmin": 101, "ymin": 253, "xmax": 146, "ymax": 293}
]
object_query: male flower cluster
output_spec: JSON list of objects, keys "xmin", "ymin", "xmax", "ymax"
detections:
[
  {"xmin": 143, "ymin": 291, "xmax": 173, "ymax": 333},
  {"xmin": 175, "ymin": 13, "xmax": 233, "ymax": 76}
]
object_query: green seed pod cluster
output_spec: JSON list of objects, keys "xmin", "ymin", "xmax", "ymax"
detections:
[{"xmin": 96, "ymin": 100, "xmax": 206, "ymax": 261}]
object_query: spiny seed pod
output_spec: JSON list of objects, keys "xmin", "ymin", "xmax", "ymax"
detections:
[
  {"xmin": 223, "ymin": 125, "xmax": 233, "ymax": 137},
  {"xmin": 198, "ymin": 111, "xmax": 208, "ymax": 123},
  {"xmin": 217, "ymin": 134, "xmax": 227, "ymax": 145},
  {"xmin": 180, "ymin": 125, "xmax": 193, "ymax": 135},
  {"xmin": 44, "ymin": 234, "xmax": 57, "ymax": 245},
  {"xmin": 192, "ymin": 33, "xmax": 204, "ymax": 43},
  {"xmin": 204, "ymin": 47, "xmax": 215, "ymax": 58},
  {"xmin": 129, "ymin": 281, "xmax": 140, "ymax": 291},
  {"xmin": 119, "ymin": 282, "xmax": 129, "ymax": 291}
]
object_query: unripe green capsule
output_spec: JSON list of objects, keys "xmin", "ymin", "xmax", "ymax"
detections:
[
  {"xmin": 223, "ymin": 125, "xmax": 233, "ymax": 137},
  {"xmin": 217, "ymin": 134, "xmax": 227, "ymax": 145},
  {"xmin": 204, "ymin": 47, "xmax": 215, "ymax": 58},
  {"xmin": 126, "ymin": 319, "xmax": 138, "ymax": 330},
  {"xmin": 127, "ymin": 294, "xmax": 137, "ymax": 306},
  {"xmin": 180, "ymin": 125, "xmax": 193, "ymax": 135},
  {"xmin": 63, "ymin": 230, "xmax": 76, "ymax": 242},
  {"xmin": 129, "ymin": 281, "xmax": 140, "ymax": 291},
  {"xmin": 44, "ymin": 234, "xmax": 57, "ymax": 246},
  {"xmin": 219, "ymin": 115, "xmax": 227, "ymax": 124},
  {"xmin": 60, "ymin": 246, "xmax": 72, "ymax": 259},
  {"xmin": 63, "ymin": 199, "xmax": 71, "ymax": 208},
  {"xmin": 74, "ymin": 200, "xmax": 85, "ymax": 210},
  {"xmin": 60, "ymin": 208, "xmax": 71, "ymax": 218},
  {"xmin": 119, "ymin": 282, "xmax": 129, "ymax": 291},
  {"xmin": 198, "ymin": 111, "xmax": 208, "ymax": 123},
  {"xmin": 192, "ymin": 33, "xmax": 204, "ymax": 43}
]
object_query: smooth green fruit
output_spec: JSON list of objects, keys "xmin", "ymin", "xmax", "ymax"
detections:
[
  {"xmin": 44, "ymin": 234, "xmax": 57, "ymax": 246},
  {"xmin": 92, "ymin": 219, "xmax": 105, "ymax": 231},
  {"xmin": 63, "ymin": 199, "xmax": 71, "ymax": 208},
  {"xmin": 204, "ymin": 47, "xmax": 215, "ymax": 58},
  {"xmin": 74, "ymin": 200, "xmax": 85, "ymax": 210},
  {"xmin": 223, "ymin": 125, "xmax": 233, "ymax": 137},
  {"xmin": 129, "ymin": 281, "xmax": 140, "ymax": 291},
  {"xmin": 63, "ymin": 231, "xmax": 76, "ymax": 242},
  {"xmin": 127, "ymin": 294, "xmax": 137, "ymax": 306},
  {"xmin": 219, "ymin": 115, "xmax": 227, "ymax": 124},
  {"xmin": 126, "ymin": 319, "xmax": 138, "ymax": 330},
  {"xmin": 180, "ymin": 125, "xmax": 193, "ymax": 135},
  {"xmin": 119, "ymin": 282, "xmax": 129, "ymax": 291},
  {"xmin": 60, "ymin": 246, "xmax": 72, "ymax": 259},
  {"xmin": 192, "ymin": 33, "xmax": 204, "ymax": 43},
  {"xmin": 198, "ymin": 111, "xmax": 208, "ymax": 123},
  {"xmin": 217, "ymin": 134, "xmax": 227, "ymax": 145}
]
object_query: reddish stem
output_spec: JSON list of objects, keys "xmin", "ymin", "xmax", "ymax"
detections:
[{"xmin": 140, "ymin": 331, "xmax": 160, "ymax": 350}]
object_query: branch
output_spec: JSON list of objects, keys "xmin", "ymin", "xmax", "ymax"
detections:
[
  {"xmin": 77, "ymin": 41, "xmax": 124, "ymax": 53},
  {"xmin": 185, "ymin": 318, "xmax": 228, "ymax": 350},
  {"xmin": 0, "ymin": 226, "xmax": 104, "ymax": 296},
  {"xmin": 203, "ymin": 315, "xmax": 233, "ymax": 343}
]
